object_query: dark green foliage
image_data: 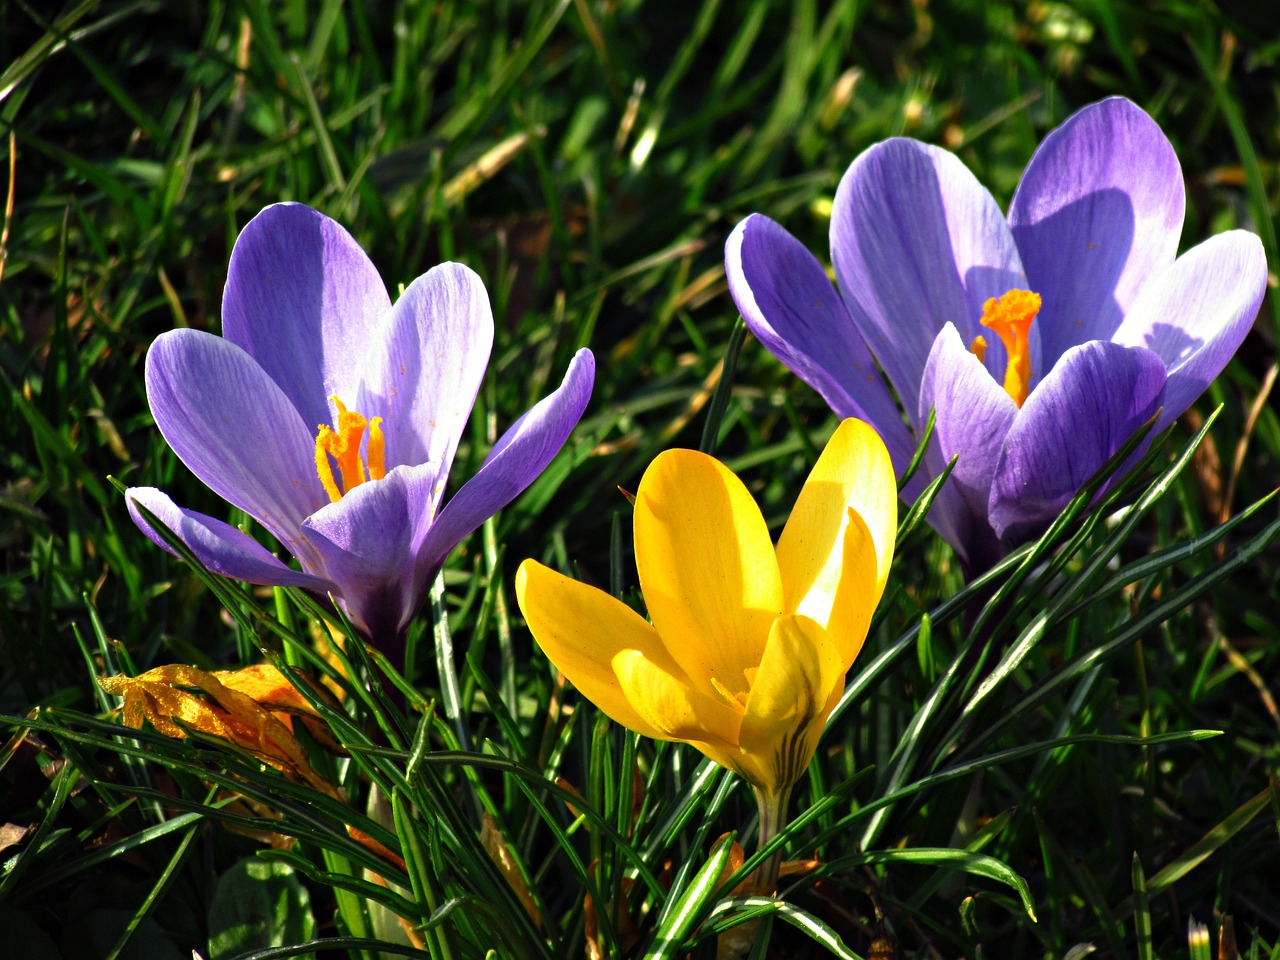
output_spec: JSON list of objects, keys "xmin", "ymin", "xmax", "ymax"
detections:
[{"xmin": 2, "ymin": 1, "xmax": 1279, "ymax": 958}]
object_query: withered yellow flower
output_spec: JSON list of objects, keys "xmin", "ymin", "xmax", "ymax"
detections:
[
  {"xmin": 516, "ymin": 419, "xmax": 895, "ymax": 800},
  {"xmin": 98, "ymin": 663, "xmax": 338, "ymax": 797}
]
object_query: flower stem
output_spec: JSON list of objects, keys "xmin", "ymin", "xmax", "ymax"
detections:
[{"xmin": 754, "ymin": 785, "xmax": 792, "ymax": 892}]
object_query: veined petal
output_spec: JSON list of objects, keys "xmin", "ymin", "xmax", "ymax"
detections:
[
  {"xmin": 831, "ymin": 138, "xmax": 1028, "ymax": 414},
  {"xmin": 145, "ymin": 329, "xmax": 327, "ymax": 551},
  {"xmin": 1010, "ymin": 98, "xmax": 1184, "ymax": 367},
  {"xmin": 414, "ymin": 349, "xmax": 595, "ymax": 590},
  {"xmin": 725, "ymin": 215, "xmax": 916, "ymax": 473},
  {"xmin": 221, "ymin": 203, "xmax": 393, "ymax": 432},
  {"xmin": 126, "ymin": 488, "xmax": 336, "ymax": 593},
  {"xmin": 918, "ymin": 323, "xmax": 1018, "ymax": 570},
  {"xmin": 355, "ymin": 262, "xmax": 494, "ymax": 472},
  {"xmin": 737, "ymin": 615, "xmax": 844, "ymax": 795},
  {"xmin": 634, "ymin": 450, "xmax": 783, "ymax": 693},
  {"xmin": 612, "ymin": 648, "xmax": 744, "ymax": 749},
  {"xmin": 1113, "ymin": 230, "xmax": 1266, "ymax": 430},
  {"xmin": 515, "ymin": 559, "xmax": 681, "ymax": 740},
  {"xmin": 990, "ymin": 341, "xmax": 1166, "ymax": 546},
  {"xmin": 302, "ymin": 463, "xmax": 438, "ymax": 641},
  {"xmin": 776, "ymin": 419, "xmax": 897, "ymax": 632}
]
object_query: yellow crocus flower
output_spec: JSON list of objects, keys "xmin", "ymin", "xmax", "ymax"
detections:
[{"xmin": 515, "ymin": 418, "xmax": 896, "ymax": 807}]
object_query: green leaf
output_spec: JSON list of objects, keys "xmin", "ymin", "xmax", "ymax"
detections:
[{"xmin": 208, "ymin": 858, "xmax": 316, "ymax": 960}]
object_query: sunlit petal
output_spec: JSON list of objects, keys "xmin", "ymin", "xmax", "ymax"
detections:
[
  {"xmin": 777, "ymin": 418, "xmax": 897, "ymax": 629},
  {"xmin": 634, "ymin": 449, "xmax": 783, "ymax": 690},
  {"xmin": 516, "ymin": 559, "xmax": 672, "ymax": 739}
]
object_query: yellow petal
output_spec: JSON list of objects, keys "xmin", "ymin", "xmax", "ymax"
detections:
[
  {"xmin": 634, "ymin": 449, "xmax": 782, "ymax": 693},
  {"xmin": 822, "ymin": 507, "xmax": 880, "ymax": 669},
  {"xmin": 612, "ymin": 648, "xmax": 743, "ymax": 747},
  {"xmin": 776, "ymin": 418, "xmax": 897, "ymax": 629},
  {"xmin": 737, "ymin": 615, "xmax": 844, "ymax": 795},
  {"xmin": 516, "ymin": 559, "xmax": 673, "ymax": 739}
]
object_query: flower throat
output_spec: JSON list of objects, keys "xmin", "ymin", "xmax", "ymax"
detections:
[{"xmin": 314, "ymin": 396, "xmax": 386, "ymax": 502}]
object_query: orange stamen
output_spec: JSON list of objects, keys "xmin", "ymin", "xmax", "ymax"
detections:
[
  {"xmin": 969, "ymin": 334, "xmax": 988, "ymax": 365},
  {"xmin": 980, "ymin": 289, "xmax": 1041, "ymax": 407},
  {"xmin": 314, "ymin": 397, "xmax": 387, "ymax": 502}
]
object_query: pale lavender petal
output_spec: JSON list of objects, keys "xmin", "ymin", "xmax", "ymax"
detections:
[
  {"xmin": 222, "ymin": 203, "xmax": 393, "ymax": 432},
  {"xmin": 354, "ymin": 262, "xmax": 494, "ymax": 473},
  {"xmin": 831, "ymin": 137, "xmax": 1029, "ymax": 414},
  {"xmin": 1010, "ymin": 98, "xmax": 1184, "ymax": 367},
  {"xmin": 918, "ymin": 324, "xmax": 1019, "ymax": 570},
  {"xmin": 990, "ymin": 341, "xmax": 1166, "ymax": 546},
  {"xmin": 302, "ymin": 463, "xmax": 439, "ymax": 641},
  {"xmin": 127, "ymin": 487, "xmax": 336, "ymax": 592},
  {"xmin": 414, "ymin": 348, "xmax": 595, "ymax": 585},
  {"xmin": 1113, "ymin": 230, "xmax": 1267, "ymax": 430},
  {"xmin": 725, "ymin": 214, "xmax": 916, "ymax": 474},
  {"xmin": 146, "ymin": 329, "xmax": 329, "ymax": 556}
]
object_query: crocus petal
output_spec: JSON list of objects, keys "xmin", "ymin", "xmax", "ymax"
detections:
[
  {"xmin": 1010, "ymin": 98, "xmax": 1184, "ymax": 367},
  {"xmin": 725, "ymin": 214, "xmax": 916, "ymax": 473},
  {"xmin": 126, "ymin": 487, "xmax": 336, "ymax": 593},
  {"xmin": 634, "ymin": 449, "xmax": 783, "ymax": 692},
  {"xmin": 821, "ymin": 507, "xmax": 880, "ymax": 669},
  {"xmin": 301, "ymin": 463, "xmax": 437, "ymax": 640},
  {"xmin": 990, "ymin": 341, "xmax": 1167, "ymax": 545},
  {"xmin": 221, "ymin": 203, "xmax": 393, "ymax": 432},
  {"xmin": 145, "ymin": 329, "xmax": 328, "ymax": 554},
  {"xmin": 414, "ymin": 348, "xmax": 595, "ymax": 588},
  {"xmin": 355, "ymin": 262, "xmax": 494, "ymax": 472},
  {"xmin": 1112, "ymin": 230, "xmax": 1267, "ymax": 430},
  {"xmin": 917, "ymin": 323, "xmax": 1018, "ymax": 569},
  {"xmin": 612, "ymin": 649, "xmax": 744, "ymax": 749},
  {"xmin": 776, "ymin": 418, "xmax": 897, "ymax": 632},
  {"xmin": 515, "ymin": 559, "xmax": 683, "ymax": 740},
  {"xmin": 738, "ymin": 615, "xmax": 844, "ymax": 795},
  {"xmin": 831, "ymin": 137, "xmax": 1029, "ymax": 415}
]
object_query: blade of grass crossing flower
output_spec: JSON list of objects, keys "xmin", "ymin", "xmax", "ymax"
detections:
[
  {"xmin": 960, "ymin": 411, "xmax": 1217, "ymax": 722},
  {"xmin": 898, "ymin": 406, "xmax": 937, "ymax": 491},
  {"xmin": 896, "ymin": 455, "xmax": 956, "ymax": 544},
  {"xmin": 967, "ymin": 513, "xmax": 1280, "ymax": 758},
  {"xmin": 648, "ymin": 833, "xmax": 737, "ymax": 959}
]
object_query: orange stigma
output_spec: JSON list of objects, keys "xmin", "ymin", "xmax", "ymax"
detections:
[
  {"xmin": 979, "ymin": 289, "xmax": 1040, "ymax": 407},
  {"xmin": 314, "ymin": 396, "xmax": 387, "ymax": 502}
]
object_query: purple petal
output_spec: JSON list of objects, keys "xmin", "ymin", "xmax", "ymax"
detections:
[
  {"xmin": 990, "ymin": 341, "xmax": 1166, "ymax": 546},
  {"xmin": 831, "ymin": 138, "xmax": 1029, "ymax": 415},
  {"xmin": 127, "ymin": 487, "xmax": 336, "ymax": 592},
  {"xmin": 302, "ymin": 463, "xmax": 439, "ymax": 641},
  {"xmin": 146, "ymin": 329, "xmax": 329, "ymax": 556},
  {"xmin": 354, "ymin": 262, "xmax": 494, "ymax": 473},
  {"xmin": 414, "ymin": 348, "xmax": 595, "ymax": 585},
  {"xmin": 725, "ymin": 214, "xmax": 916, "ymax": 474},
  {"xmin": 221, "ymin": 203, "xmax": 393, "ymax": 432},
  {"xmin": 1113, "ymin": 230, "xmax": 1267, "ymax": 430},
  {"xmin": 918, "ymin": 324, "xmax": 1019, "ymax": 569},
  {"xmin": 1010, "ymin": 98, "xmax": 1184, "ymax": 367}
]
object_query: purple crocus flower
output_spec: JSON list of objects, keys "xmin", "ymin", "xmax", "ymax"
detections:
[
  {"xmin": 128, "ymin": 202, "xmax": 595, "ymax": 646},
  {"xmin": 726, "ymin": 97, "xmax": 1267, "ymax": 571}
]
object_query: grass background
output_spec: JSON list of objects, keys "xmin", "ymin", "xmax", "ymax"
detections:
[{"xmin": 2, "ymin": 1, "xmax": 1280, "ymax": 958}]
